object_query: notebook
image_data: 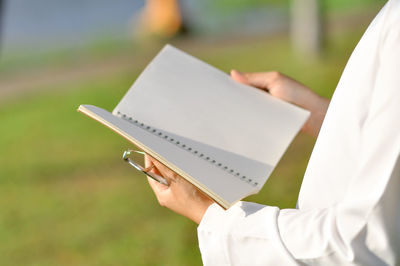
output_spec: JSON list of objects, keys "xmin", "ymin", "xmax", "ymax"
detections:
[{"xmin": 78, "ymin": 44, "xmax": 309, "ymax": 209}]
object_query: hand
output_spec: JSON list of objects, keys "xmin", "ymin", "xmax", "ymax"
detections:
[
  {"xmin": 145, "ymin": 154, "xmax": 214, "ymax": 224},
  {"xmin": 231, "ymin": 70, "xmax": 329, "ymax": 137}
]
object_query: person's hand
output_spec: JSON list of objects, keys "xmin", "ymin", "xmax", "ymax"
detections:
[
  {"xmin": 231, "ymin": 70, "xmax": 329, "ymax": 137},
  {"xmin": 145, "ymin": 154, "xmax": 214, "ymax": 224}
]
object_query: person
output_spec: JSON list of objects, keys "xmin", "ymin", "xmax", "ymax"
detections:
[{"xmin": 144, "ymin": 0, "xmax": 400, "ymax": 264}]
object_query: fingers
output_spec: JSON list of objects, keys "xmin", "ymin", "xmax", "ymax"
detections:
[
  {"xmin": 145, "ymin": 153, "xmax": 169, "ymax": 188},
  {"xmin": 145, "ymin": 155, "xmax": 170, "ymax": 205},
  {"xmin": 147, "ymin": 175, "xmax": 168, "ymax": 192},
  {"xmin": 151, "ymin": 158, "xmax": 177, "ymax": 181},
  {"xmin": 144, "ymin": 155, "xmax": 155, "ymax": 172},
  {"xmin": 145, "ymin": 154, "xmax": 165, "ymax": 175},
  {"xmin": 145, "ymin": 154, "xmax": 176, "ymax": 183},
  {"xmin": 230, "ymin": 69, "xmax": 249, "ymax": 85},
  {"xmin": 144, "ymin": 153, "xmax": 152, "ymax": 168},
  {"xmin": 143, "ymin": 154, "xmax": 213, "ymax": 223},
  {"xmin": 144, "ymin": 155, "xmax": 180, "ymax": 208},
  {"xmin": 231, "ymin": 69, "xmax": 281, "ymax": 91}
]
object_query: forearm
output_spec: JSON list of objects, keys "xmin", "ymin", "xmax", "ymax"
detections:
[{"xmin": 296, "ymin": 90, "xmax": 330, "ymax": 137}]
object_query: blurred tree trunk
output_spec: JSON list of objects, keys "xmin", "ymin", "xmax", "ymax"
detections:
[{"xmin": 290, "ymin": 0, "xmax": 325, "ymax": 57}]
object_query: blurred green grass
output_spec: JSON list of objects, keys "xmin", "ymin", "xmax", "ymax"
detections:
[{"xmin": 0, "ymin": 27, "xmax": 366, "ymax": 265}]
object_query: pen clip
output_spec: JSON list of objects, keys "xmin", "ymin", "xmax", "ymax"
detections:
[{"xmin": 122, "ymin": 150, "xmax": 169, "ymax": 186}]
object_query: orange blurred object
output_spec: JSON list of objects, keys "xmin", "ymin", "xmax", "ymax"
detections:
[{"xmin": 139, "ymin": 0, "xmax": 183, "ymax": 37}]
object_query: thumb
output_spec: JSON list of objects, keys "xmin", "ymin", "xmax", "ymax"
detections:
[
  {"xmin": 231, "ymin": 70, "xmax": 270, "ymax": 90},
  {"xmin": 230, "ymin": 69, "xmax": 249, "ymax": 85}
]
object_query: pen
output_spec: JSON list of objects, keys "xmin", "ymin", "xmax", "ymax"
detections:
[{"xmin": 122, "ymin": 150, "xmax": 169, "ymax": 186}]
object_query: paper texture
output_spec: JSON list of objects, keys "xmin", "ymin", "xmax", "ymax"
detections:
[{"xmin": 114, "ymin": 45, "xmax": 309, "ymax": 180}]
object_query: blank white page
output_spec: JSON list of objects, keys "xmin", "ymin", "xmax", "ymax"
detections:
[{"xmin": 113, "ymin": 45, "xmax": 309, "ymax": 186}]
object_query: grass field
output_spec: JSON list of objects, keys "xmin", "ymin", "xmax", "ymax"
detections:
[{"xmin": 0, "ymin": 23, "xmax": 370, "ymax": 265}]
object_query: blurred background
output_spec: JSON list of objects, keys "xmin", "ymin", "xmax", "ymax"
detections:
[{"xmin": 0, "ymin": 0, "xmax": 385, "ymax": 265}]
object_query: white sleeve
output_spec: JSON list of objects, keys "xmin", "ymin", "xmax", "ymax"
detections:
[
  {"xmin": 198, "ymin": 2, "xmax": 400, "ymax": 265},
  {"xmin": 198, "ymin": 155, "xmax": 400, "ymax": 265},
  {"xmin": 198, "ymin": 202, "xmax": 299, "ymax": 266}
]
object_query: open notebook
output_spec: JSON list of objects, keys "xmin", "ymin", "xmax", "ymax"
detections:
[{"xmin": 78, "ymin": 44, "xmax": 309, "ymax": 209}]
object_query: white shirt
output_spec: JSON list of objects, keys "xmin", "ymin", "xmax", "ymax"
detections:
[{"xmin": 197, "ymin": 1, "xmax": 400, "ymax": 265}]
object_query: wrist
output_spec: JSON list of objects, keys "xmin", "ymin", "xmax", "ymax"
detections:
[
  {"xmin": 293, "ymin": 86, "xmax": 320, "ymax": 111},
  {"xmin": 190, "ymin": 199, "xmax": 213, "ymax": 224}
]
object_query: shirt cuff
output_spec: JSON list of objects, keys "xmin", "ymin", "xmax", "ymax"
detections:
[{"xmin": 198, "ymin": 202, "xmax": 226, "ymax": 231}]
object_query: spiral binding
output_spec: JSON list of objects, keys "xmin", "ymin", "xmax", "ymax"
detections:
[{"xmin": 117, "ymin": 111, "xmax": 258, "ymax": 187}]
